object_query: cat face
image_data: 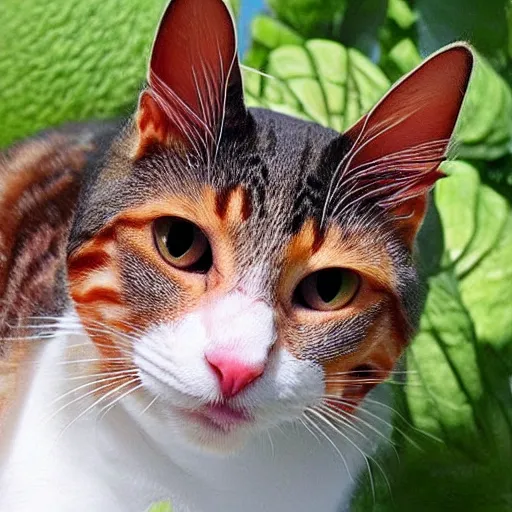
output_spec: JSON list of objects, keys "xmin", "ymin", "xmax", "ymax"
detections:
[{"xmin": 67, "ymin": 0, "xmax": 472, "ymax": 451}]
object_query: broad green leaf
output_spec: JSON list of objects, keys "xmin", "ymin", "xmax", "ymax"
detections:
[
  {"xmin": 401, "ymin": 161, "xmax": 512, "ymax": 505},
  {"xmin": 415, "ymin": 0, "xmax": 509, "ymax": 67},
  {"xmin": 456, "ymin": 54, "xmax": 512, "ymax": 161},
  {"xmin": 266, "ymin": 0, "xmax": 347, "ymax": 40},
  {"xmin": 249, "ymin": 15, "xmax": 305, "ymax": 50},
  {"xmin": 406, "ymin": 269, "xmax": 484, "ymax": 453},
  {"xmin": 244, "ymin": 15, "xmax": 304, "ymax": 70},
  {"xmin": 0, "ymin": 0, "xmax": 169, "ymax": 148},
  {"xmin": 436, "ymin": 162, "xmax": 512, "ymax": 348},
  {"xmin": 244, "ymin": 39, "xmax": 390, "ymax": 132}
]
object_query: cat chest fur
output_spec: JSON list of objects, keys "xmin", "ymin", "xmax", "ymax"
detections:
[{"xmin": 0, "ymin": 315, "xmax": 389, "ymax": 512}]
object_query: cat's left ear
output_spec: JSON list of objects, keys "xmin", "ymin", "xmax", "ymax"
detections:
[
  {"xmin": 135, "ymin": 0, "xmax": 245, "ymax": 158},
  {"xmin": 340, "ymin": 44, "xmax": 473, "ymax": 247}
]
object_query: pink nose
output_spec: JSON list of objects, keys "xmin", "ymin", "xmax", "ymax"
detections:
[{"xmin": 205, "ymin": 351, "xmax": 264, "ymax": 398}]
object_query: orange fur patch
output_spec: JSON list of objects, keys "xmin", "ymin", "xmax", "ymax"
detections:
[{"xmin": 0, "ymin": 134, "xmax": 92, "ymax": 433}]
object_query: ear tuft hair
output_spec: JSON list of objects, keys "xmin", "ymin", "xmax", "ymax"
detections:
[{"xmin": 134, "ymin": 0, "xmax": 245, "ymax": 159}]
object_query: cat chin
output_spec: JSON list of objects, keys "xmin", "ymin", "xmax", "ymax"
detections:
[
  {"xmin": 170, "ymin": 407, "xmax": 260, "ymax": 454},
  {"xmin": 179, "ymin": 424, "xmax": 253, "ymax": 455}
]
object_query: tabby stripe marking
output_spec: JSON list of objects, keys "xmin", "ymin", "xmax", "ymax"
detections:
[
  {"xmin": 74, "ymin": 287, "xmax": 121, "ymax": 305},
  {"xmin": 68, "ymin": 251, "xmax": 111, "ymax": 278}
]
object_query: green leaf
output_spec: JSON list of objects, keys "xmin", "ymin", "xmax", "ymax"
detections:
[
  {"xmin": 423, "ymin": 160, "xmax": 512, "ymax": 399},
  {"xmin": 250, "ymin": 15, "xmax": 305, "ymax": 50},
  {"xmin": 406, "ymin": 269, "xmax": 485, "ymax": 453},
  {"xmin": 266, "ymin": 0, "xmax": 347, "ymax": 40},
  {"xmin": 456, "ymin": 53, "xmax": 512, "ymax": 161},
  {"xmin": 415, "ymin": 0, "xmax": 509, "ymax": 67},
  {"xmin": 336, "ymin": 0, "xmax": 388, "ymax": 58},
  {"xmin": 244, "ymin": 15, "xmax": 304, "ymax": 70},
  {"xmin": 402, "ymin": 161, "xmax": 512, "ymax": 506},
  {"xmin": 387, "ymin": 0, "xmax": 416, "ymax": 30},
  {"xmin": 383, "ymin": 38, "xmax": 421, "ymax": 79},
  {"xmin": 244, "ymin": 39, "xmax": 390, "ymax": 132},
  {"xmin": 148, "ymin": 502, "xmax": 173, "ymax": 512}
]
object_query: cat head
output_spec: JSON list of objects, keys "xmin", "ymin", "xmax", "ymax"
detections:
[{"xmin": 67, "ymin": 0, "xmax": 473, "ymax": 452}]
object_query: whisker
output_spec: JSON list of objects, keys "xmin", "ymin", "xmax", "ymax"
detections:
[
  {"xmin": 318, "ymin": 403, "xmax": 399, "ymax": 462},
  {"xmin": 324, "ymin": 395, "xmax": 421, "ymax": 451},
  {"xmin": 307, "ymin": 407, "xmax": 382, "ymax": 502},
  {"xmin": 303, "ymin": 408, "xmax": 355, "ymax": 482},
  {"xmin": 43, "ymin": 377, "xmax": 136, "ymax": 427},
  {"xmin": 324, "ymin": 379, "xmax": 422, "ymax": 388},
  {"xmin": 240, "ymin": 64, "xmax": 277, "ymax": 80},
  {"xmin": 362, "ymin": 396, "xmax": 443, "ymax": 444},
  {"xmin": 57, "ymin": 379, "xmax": 141, "ymax": 440},
  {"xmin": 49, "ymin": 372, "xmax": 139, "ymax": 406},
  {"xmin": 55, "ymin": 357, "xmax": 132, "ymax": 366},
  {"xmin": 6, "ymin": 326, "xmax": 133, "ymax": 349},
  {"xmin": 139, "ymin": 394, "xmax": 160, "ymax": 417},
  {"xmin": 17, "ymin": 318, "xmax": 139, "ymax": 348},
  {"xmin": 327, "ymin": 369, "xmax": 416, "ymax": 376},
  {"xmin": 298, "ymin": 417, "xmax": 322, "ymax": 446},
  {"xmin": 57, "ymin": 369, "xmax": 140, "ymax": 382},
  {"xmin": 265, "ymin": 429, "xmax": 276, "ymax": 460},
  {"xmin": 97, "ymin": 383, "xmax": 145, "ymax": 422},
  {"xmin": 302, "ymin": 410, "xmax": 354, "ymax": 483}
]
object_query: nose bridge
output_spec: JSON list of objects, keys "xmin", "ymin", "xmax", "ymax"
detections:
[{"xmin": 204, "ymin": 291, "xmax": 276, "ymax": 361}]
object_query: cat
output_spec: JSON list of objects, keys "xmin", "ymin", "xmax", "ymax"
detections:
[{"xmin": 0, "ymin": 0, "xmax": 473, "ymax": 510}]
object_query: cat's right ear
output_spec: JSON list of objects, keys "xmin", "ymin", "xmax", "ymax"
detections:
[{"xmin": 134, "ymin": 0, "xmax": 245, "ymax": 159}]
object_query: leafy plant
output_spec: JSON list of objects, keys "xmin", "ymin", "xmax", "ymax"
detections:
[{"xmin": 245, "ymin": 1, "xmax": 512, "ymax": 510}]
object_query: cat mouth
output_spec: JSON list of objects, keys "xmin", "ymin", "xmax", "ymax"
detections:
[{"xmin": 179, "ymin": 403, "xmax": 253, "ymax": 433}]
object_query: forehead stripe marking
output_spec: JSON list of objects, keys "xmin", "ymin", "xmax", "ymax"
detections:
[
  {"xmin": 311, "ymin": 220, "xmax": 325, "ymax": 254},
  {"xmin": 214, "ymin": 186, "xmax": 252, "ymax": 221},
  {"xmin": 68, "ymin": 251, "xmax": 110, "ymax": 278},
  {"xmin": 74, "ymin": 287, "xmax": 122, "ymax": 306}
]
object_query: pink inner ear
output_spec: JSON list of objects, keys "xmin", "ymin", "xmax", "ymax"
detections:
[
  {"xmin": 147, "ymin": 0, "xmax": 241, "ymax": 147},
  {"xmin": 345, "ymin": 46, "xmax": 473, "ymax": 177}
]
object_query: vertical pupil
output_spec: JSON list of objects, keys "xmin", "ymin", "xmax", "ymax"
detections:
[
  {"xmin": 166, "ymin": 221, "xmax": 195, "ymax": 258},
  {"xmin": 316, "ymin": 268, "xmax": 342, "ymax": 303}
]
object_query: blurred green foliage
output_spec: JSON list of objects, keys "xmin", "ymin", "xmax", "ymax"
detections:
[
  {"xmin": 246, "ymin": 1, "xmax": 512, "ymax": 511},
  {"xmin": 149, "ymin": 503, "xmax": 173, "ymax": 512}
]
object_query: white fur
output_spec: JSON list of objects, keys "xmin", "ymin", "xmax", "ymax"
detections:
[{"xmin": 0, "ymin": 306, "xmax": 391, "ymax": 512}]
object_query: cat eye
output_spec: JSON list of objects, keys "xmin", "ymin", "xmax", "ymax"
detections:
[
  {"xmin": 296, "ymin": 268, "xmax": 360, "ymax": 311},
  {"xmin": 154, "ymin": 217, "xmax": 212, "ymax": 272}
]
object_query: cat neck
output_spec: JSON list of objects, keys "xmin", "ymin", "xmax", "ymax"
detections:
[{"xmin": 1, "ymin": 309, "xmax": 390, "ymax": 512}]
